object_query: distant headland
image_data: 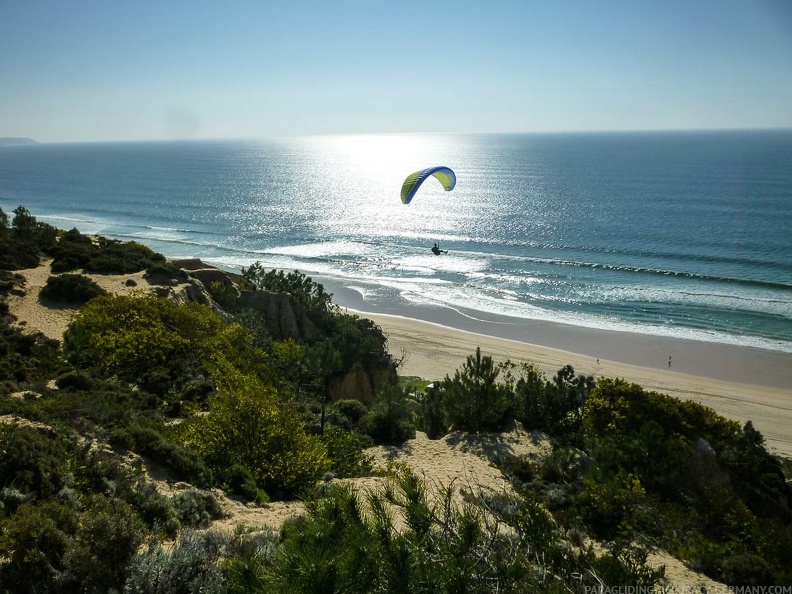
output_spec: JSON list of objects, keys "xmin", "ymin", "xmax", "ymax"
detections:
[{"xmin": 0, "ymin": 137, "xmax": 39, "ymax": 146}]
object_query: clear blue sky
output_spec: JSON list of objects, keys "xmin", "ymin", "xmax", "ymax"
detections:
[{"xmin": 1, "ymin": 0, "xmax": 791, "ymax": 142}]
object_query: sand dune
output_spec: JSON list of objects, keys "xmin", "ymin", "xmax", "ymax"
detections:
[
  {"xmin": 8, "ymin": 260, "xmax": 792, "ymax": 456},
  {"xmin": 4, "ymin": 260, "xmax": 748, "ymax": 587}
]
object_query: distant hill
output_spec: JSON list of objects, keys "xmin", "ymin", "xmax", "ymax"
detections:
[{"xmin": 0, "ymin": 137, "xmax": 39, "ymax": 146}]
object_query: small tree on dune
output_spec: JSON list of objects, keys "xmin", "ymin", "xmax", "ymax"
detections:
[
  {"xmin": 440, "ymin": 347, "xmax": 510, "ymax": 432},
  {"xmin": 367, "ymin": 371, "xmax": 415, "ymax": 445}
]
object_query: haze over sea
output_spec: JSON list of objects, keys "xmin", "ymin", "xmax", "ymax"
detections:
[{"xmin": 1, "ymin": 130, "xmax": 791, "ymax": 353}]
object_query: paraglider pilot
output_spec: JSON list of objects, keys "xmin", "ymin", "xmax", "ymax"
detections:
[{"xmin": 431, "ymin": 243, "xmax": 448, "ymax": 255}]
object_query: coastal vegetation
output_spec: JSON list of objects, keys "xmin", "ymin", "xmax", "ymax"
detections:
[{"xmin": 1, "ymin": 206, "xmax": 790, "ymax": 591}]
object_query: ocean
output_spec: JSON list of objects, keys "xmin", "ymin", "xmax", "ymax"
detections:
[{"xmin": 1, "ymin": 131, "xmax": 791, "ymax": 353}]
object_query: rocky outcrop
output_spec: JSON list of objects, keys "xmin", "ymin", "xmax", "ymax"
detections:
[
  {"xmin": 188, "ymin": 268, "xmax": 240, "ymax": 291},
  {"xmin": 169, "ymin": 259, "xmax": 244, "ymax": 288},
  {"xmin": 236, "ymin": 290, "xmax": 322, "ymax": 343},
  {"xmin": 167, "ymin": 261, "xmax": 393, "ymax": 403},
  {"xmin": 153, "ymin": 278, "xmax": 230, "ymax": 319},
  {"xmin": 330, "ymin": 361, "xmax": 391, "ymax": 406}
]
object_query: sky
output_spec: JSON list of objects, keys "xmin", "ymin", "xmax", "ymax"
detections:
[{"xmin": 1, "ymin": 0, "xmax": 791, "ymax": 142}]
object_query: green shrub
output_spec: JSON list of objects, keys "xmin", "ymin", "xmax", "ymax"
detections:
[
  {"xmin": 366, "ymin": 373, "xmax": 415, "ymax": 445},
  {"xmin": 171, "ymin": 488, "xmax": 224, "ymax": 528},
  {"xmin": 267, "ymin": 468, "xmax": 664, "ymax": 593},
  {"xmin": 64, "ymin": 293, "xmax": 273, "ymax": 389},
  {"xmin": 0, "ymin": 500, "xmax": 78, "ymax": 590},
  {"xmin": 88, "ymin": 239, "xmax": 164, "ymax": 274},
  {"xmin": 0, "ymin": 318, "xmax": 62, "ymax": 384},
  {"xmin": 0, "ymin": 270, "xmax": 25, "ymax": 296},
  {"xmin": 332, "ymin": 399, "xmax": 369, "ymax": 430},
  {"xmin": 440, "ymin": 347, "xmax": 510, "ymax": 432},
  {"xmin": 54, "ymin": 370, "xmax": 94, "ymax": 390},
  {"xmin": 49, "ymin": 228, "xmax": 95, "ymax": 272},
  {"xmin": 242, "ymin": 264, "xmax": 333, "ymax": 311},
  {"xmin": 108, "ymin": 425, "xmax": 208, "ymax": 483},
  {"xmin": 183, "ymin": 385, "xmax": 330, "ymax": 499},
  {"xmin": 419, "ymin": 382, "xmax": 447, "ymax": 439},
  {"xmin": 63, "ymin": 494, "xmax": 146, "ymax": 591},
  {"xmin": 40, "ymin": 273, "xmax": 107, "ymax": 304},
  {"xmin": 11, "ymin": 206, "xmax": 58, "ymax": 252},
  {"xmin": 721, "ymin": 554, "xmax": 775, "ymax": 586},
  {"xmin": 321, "ymin": 426, "xmax": 373, "ymax": 478},
  {"xmin": 0, "ymin": 235, "xmax": 40, "ymax": 269},
  {"xmin": 207, "ymin": 279, "xmax": 238, "ymax": 309},
  {"xmin": 218, "ymin": 464, "xmax": 270, "ymax": 503},
  {"xmin": 513, "ymin": 363, "xmax": 594, "ymax": 434},
  {"xmin": 221, "ymin": 529, "xmax": 278, "ymax": 593},
  {"xmin": 0, "ymin": 424, "xmax": 70, "ymax": 500},
  {"xmin": 125, "ymin": 531, "xmax": 228, "ymax": 594}
]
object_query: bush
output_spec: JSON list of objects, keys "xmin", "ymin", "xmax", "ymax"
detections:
[
  {"xmin": 0, "ymin": 270, "xmax": 25, "ymax": 296},
  {"xmin": 0, "ymin": 424, "xmax": 70, "ymax": 500},
  {"xmin": 54, "ymin": 371, "xmax": 94, "ymax": 390},
  {"xmin": 11, "ymin": 206, "xmax": 58, "ymax": 252},
  {"xmin": 0, "ymin": 235, "xmax": 41, "ymax": 270},
  {"xmin": 241, "ymin": 265, "xmax": 333, "ymax": 311},
  {"xmin": 440, "ymin": 347, "xmax": 510, "ymax": 432},
  {"xmin": 321, "ymin": 426, "xmax": 373, "ymax": 478},
  {"xmin": 220, "ymin": 529, "xmax": 279, "ymax": 593},
  {"xmin": 0, "ymin": 500, "xmax": 78, "ymax": 589},
  {"xmin": 125, "ymin": 531, "xmax": 228, "ymax": 594},
  {"xmin": 183, "ymin": 385, "xmax": 330, "ymax": 499},
  {"xmin": 49, "ymin": 228, "xmax": 95, "ymax": 272},
  {"xmin": 721, "ymin": 553, "xmax": 775, "ymax": 586},
  {"xmin": 419, "ymin": 383, "xmax": 447, "ymax": 439},
  {"xmin": 513, "ymin": 363, "xmax": 594, "ymax": 434},
  {"xmin": 63, "ymin": 494, "xmax": 146, "ymax": 591},
  {"xmin": 145, "ymin": 261, "xmax": 186, "ymax": 283},
  {"xmin": 89, "ymin": 239, "xmax": 164, "ymax": 273},
  {"xmin": 207, "ymin": 279, "xmax": 238, "ymax": 309},
  {"xmin": 0, "ymin": 318, "xmax": 62, "ymax": 384},
  {"xmin": 267, "ymin": 468, "xmax": 664, "ymax": 593},
  {"xmin": 218, "ymin": 464, "xmax": 270, "ymax": 503},
  {"xmin": 40, "ymin": 273, "xmax": 107, "ymax": 304},
  {"xmin": 64, "ymin": 294, "xmax": 272, "ymax": 390},
  {"xmin": 171, "ymin": 488, "xmax": 224, "ymax": 528},
  {"xmin": 366, "ymin": 373, "xmax": 415, "ymax": 445},
  {"xmin": 108, "ymin": 425, "xmax": 208, "ymax": 483},
  {"xmin": 332, "ymin": 399, "xmax": 369, "ymax": 430}
]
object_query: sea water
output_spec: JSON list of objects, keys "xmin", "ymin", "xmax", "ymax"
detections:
[{"xmin": 1, "ymin": 131, "xmax": 791, "ymax": 352}]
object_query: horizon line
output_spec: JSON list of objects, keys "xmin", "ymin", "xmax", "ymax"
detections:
[{"xmin": 3, "ymin": 126, "xmax": 792, "ymax": 146}]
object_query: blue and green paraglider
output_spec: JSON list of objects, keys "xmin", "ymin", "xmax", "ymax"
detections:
[{"xmin": 400, "ymin": 166, "xmax": 456, "ymax": 204}]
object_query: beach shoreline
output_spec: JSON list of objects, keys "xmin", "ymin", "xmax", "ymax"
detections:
[
  {"xmin": 8, "ymin": 257, "xmax": 792, "ymax": 456},
  {"xmin": 241, "ymin": 266, "xmax": 792, "ymax": 455},
  {"xmin": 317, "ymin": 276, "xmax": 792, "ymax": 388},
  {"xmin": 338, "ymin": 306, "xmax": 792, "ymax": 456}
]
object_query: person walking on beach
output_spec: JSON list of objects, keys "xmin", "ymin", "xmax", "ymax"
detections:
[{"xmin": 668, "ymin": 356, "xmax": 672, "ymax": 369}]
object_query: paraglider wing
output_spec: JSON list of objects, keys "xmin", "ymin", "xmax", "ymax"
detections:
[{"xmin": 400, "ymin": 166, "xmax": 456, "ymax": 204}]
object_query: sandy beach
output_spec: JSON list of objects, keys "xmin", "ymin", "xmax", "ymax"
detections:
[{"xmin": 350, "ymin": 308, "xmax": 792, "ymax": 457}]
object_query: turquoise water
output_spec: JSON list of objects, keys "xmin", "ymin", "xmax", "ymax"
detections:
[{"xmin": 1, "ymin": 131, "xmax": 791, "ymax": 352}]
